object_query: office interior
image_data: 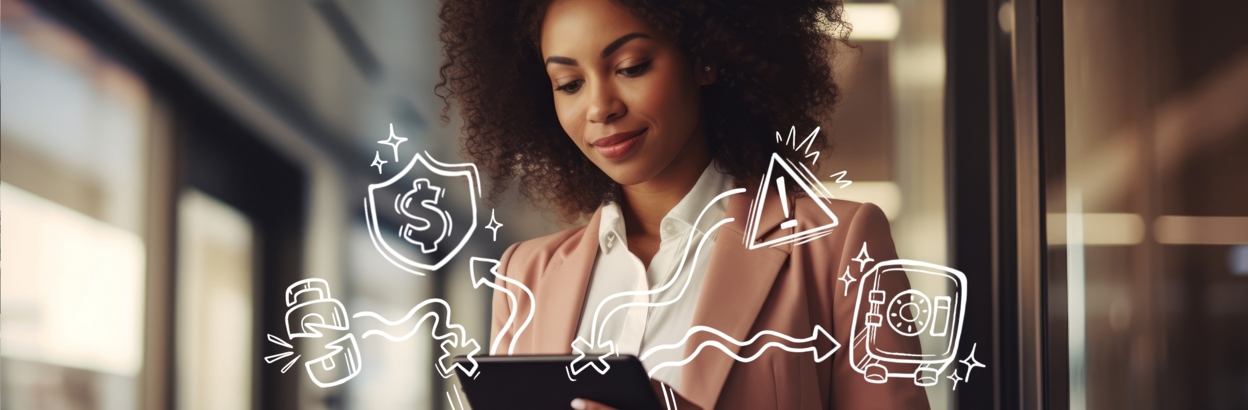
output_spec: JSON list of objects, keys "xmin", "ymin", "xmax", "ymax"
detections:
[{"xmin": 1, "ymin": 0, "xmax": 1245, "ymax": 409}]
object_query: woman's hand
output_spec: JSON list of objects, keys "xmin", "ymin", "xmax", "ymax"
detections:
[
  {"xmin": 568, "ymin": 398, "xmax": 615, "ymax": 410},
  {"xmin": 570, "ymin": 380, "xmax": 702, "ymax": 410}
]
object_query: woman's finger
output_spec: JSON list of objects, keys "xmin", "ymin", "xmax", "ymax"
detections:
[{"xmin": 570, "ymin": 398, "xmax": 616, "ymax": 410}]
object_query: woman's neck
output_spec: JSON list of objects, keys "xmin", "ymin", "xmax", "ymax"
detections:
[{"xmin": 619, "ymin": 129, "xmax": 712, "ymax": 239}]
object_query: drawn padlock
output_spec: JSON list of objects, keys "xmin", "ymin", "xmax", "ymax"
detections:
[{"xmin": 284, "ymin": 278, "xmax": 363, "ymax": 388}]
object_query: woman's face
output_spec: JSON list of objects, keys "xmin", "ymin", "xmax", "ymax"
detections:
[{"xmin": 540, "ymin": 0, "xmax": 713, "ymax": 187}]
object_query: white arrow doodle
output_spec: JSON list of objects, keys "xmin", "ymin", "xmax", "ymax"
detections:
[
  {"xmin": 639, "ymin": 325, "xmax": 841, "ymax": 377},
  {"xmin": 353, "ymin": 299, "xmax": 480, "ymax": 378},
  {"xmin": 469, "ymin": 257, "xmax": 535, "ymax": 355},
  {"xmin": 569, "ymin": 188, "xmax": 746, "ymax": 378}
]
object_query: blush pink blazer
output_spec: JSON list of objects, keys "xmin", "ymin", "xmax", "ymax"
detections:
[{"xmin": 489, "ymin": 186, "xmax": 931, "ymax": 410}]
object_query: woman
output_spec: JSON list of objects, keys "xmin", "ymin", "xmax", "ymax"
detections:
[{"xmin": 438, "ymin": 0, "xmax": 930, "ymax": 408}]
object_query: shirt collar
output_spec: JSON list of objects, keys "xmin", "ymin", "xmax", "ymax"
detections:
[
  {"xmin": 598, "ymin": 162, "xmax": 735, "ymax": 253},
  {"xmin": 599, "ymin": 202, "xmax": 627, "ymax": 253}
]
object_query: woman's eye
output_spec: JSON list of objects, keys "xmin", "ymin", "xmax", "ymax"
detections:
[
  {"xmin": 555, "ymin": 79, "xmax": 583, "ymax": 94},
  {"xmin": 617, "ymin": 61, "xmax": 652, "ymax": 77}
]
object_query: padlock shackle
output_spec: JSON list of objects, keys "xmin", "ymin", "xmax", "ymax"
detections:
[{"xmin": 286, "ymin": 278, "xmax": 332, "ymax": 307}]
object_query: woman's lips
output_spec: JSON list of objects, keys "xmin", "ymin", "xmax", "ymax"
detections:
[{"xmin": 591, "ymin": 128, "xmax": 647, "ymax": 159}]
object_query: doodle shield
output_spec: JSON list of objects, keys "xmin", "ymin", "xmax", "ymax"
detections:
[{"xmin": 364, "ymin": 151, "xmax": 482, "ymax": 274}]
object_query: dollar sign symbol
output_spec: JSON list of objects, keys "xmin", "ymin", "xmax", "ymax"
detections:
[{"xmin": 395, "ymin": 178, "xmax": 453, "ymax": 254}]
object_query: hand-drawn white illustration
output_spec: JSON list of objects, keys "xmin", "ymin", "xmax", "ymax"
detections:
[
  {"xmin": 958, "ymin": 342, "xmax": 986, "ymax": 381},
  {"xmin": 743, "ymin": 138, "xmax": 841, "ymax": 249},
  {"xmin": 851, "ymin": 242, "xmax": 874, "ymax": 272},
  {"xmin": 332, "ymin": 125, "xmax": 985, "ymax": 398},
  {"xmin": 567, "ymin": 338, "xmax": 616, "ymax": 381},
  {"xmin": 263, "ymin": 335, "xmax": 303, "ymax": 374},
  {"xmin": 304, "ymin": 334, "xmax": 365, "ymax": 388},
  {"xmin": 268, "ymin": 127, "xmax": 508, "ymax": 390},
  {"xmin": 264, "ymin": 279, "xmax": 480, "ymax": 388},
  {"xmin": 484, "ymin": 209, "xmax": 504, "ymax": 241},
  {"xmin": 445, "ymin": 384, "xmax": 468, "ymax": 410},
  {"xmin": 364, "ymin": 146, "xmax": 483, "ymax": 274},
  {"xmin": 838, "ymin": 266, "xmax": 858, "ymax": 297},
  {"xmin": 943, "ymin": 343, "xmax": 986, "ymax": 391},
  {"xmin": 777, "ymin": 126, "xmax": 824, "ymax": 166},
  {"xmin": 370, "ymin": 152, "xmax": 388, "ymax": 174},
  {"xmin": 470, "ymin": 257, "xmax": 535, "ymax": 355},
  {"xmin": 353, "ymin": 299, "xmax": 480, "ymax": 378},
  {"xmin": 849, "ymin": 259, "xmax": 968, "ymax": 387},
  {"xmin": 396, "ymin": 179, "xmax": 453, "ymax": 254},
  {"xmin": 660, "ymin": 382, "xmax": 679, "ymax": 410},
  {"xmin": 377, "ymin": 123, "xmax": 408, "ymax": 161},
  {"xmin": 946, "ymin": 370, "xmax": 964, "ymax": 390},
  {"xmin": 264, "ymin": 279, "xmax": 362, "ymax": 388},
  {"xmin": 565, "ymin": 134, "xmax": 857, "ymax": 379},
  {"xmin": 568, "ymin": 189, "xmax": 745, "ymax": 379},
  {"xmin": 639, "ymin": 325, "xmax": 840, "ymax": 378},
  {"xmin": 828, "ymin": 170, "xmax": 853, "ymax": 189}
]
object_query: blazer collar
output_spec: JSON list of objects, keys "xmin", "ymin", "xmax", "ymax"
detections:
[
  {"xmin": 680, "ymin": 185, "xmax": 792, "ymax": 409},
  {"xmin": 530, "ymin": 207, "xmax": 603, "ymax": 354}
]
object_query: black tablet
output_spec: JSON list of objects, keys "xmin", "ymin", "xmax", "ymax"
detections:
[{"xmin": 455, "ymin": 354, "xmax": 665, "ymax": 410}]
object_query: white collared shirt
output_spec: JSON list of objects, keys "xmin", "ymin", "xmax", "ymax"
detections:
[{"xmin": 574, "ymin": 162, "xmax": 734, "ymax": 390}]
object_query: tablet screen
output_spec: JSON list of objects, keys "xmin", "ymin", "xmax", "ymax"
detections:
[{"xmin": 455, "ymin": 354, "xmax": 665, "ymax": 410}]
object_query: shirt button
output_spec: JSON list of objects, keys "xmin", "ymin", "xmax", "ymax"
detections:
[{"xmin": 665, "ymin": 223, "xmax": 674, "ymax": 232}]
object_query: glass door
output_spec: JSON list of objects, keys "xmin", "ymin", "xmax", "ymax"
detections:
[{"xmin": 1054, "ymin": 0, "xmax": 1248, "ymax": 408}]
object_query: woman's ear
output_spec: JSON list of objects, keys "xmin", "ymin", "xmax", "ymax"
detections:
[{"xmin": 694, "ymin": 58, "xmax": 717, "ymax": 86}]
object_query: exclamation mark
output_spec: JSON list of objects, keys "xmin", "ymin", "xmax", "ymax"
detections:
[{"xmin": 778, "ymin": 176, "xmax": 798, "ymax": 229}]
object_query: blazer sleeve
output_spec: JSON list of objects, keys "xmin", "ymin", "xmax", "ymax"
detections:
[{"xmin": 828, "ymin": 202, "xmax": 931, "ymax": 410}]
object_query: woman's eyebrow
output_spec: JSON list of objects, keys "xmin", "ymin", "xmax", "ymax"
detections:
[
  {"xmin": 601, "ymin": 33, "xmax": 651, "ymax": 58},
  {"xmin": 545, "ymin": 56, "xmax": 578, "ymax": 67},
  {"xmin": 544, "ymin": 33, "xmax": 652, "ymax": 67}
]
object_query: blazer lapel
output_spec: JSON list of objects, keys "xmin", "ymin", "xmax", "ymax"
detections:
[
  {"xmin": 530, "ymin": 208, "xmax": 603, "ymax": 354},
  {"xmin": 680, "ymin": 189, "xmax": 790, "ymax": 409}
]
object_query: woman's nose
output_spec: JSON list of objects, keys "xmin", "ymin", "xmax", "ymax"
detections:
[{"xmin": 585, "ymin": 81, "xmax": 625, "ymax": 124}]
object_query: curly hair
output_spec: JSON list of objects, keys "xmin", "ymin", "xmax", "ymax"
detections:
[{"xmin": 437, "ymin": 0, "xmax": 850, "ymax": 221}]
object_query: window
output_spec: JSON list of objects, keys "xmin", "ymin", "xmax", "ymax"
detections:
[
  {"xmin": 175, "ymin": 190, "xmax": 256, "ymax": 410},
  {"xmin": 1, "ymin": 1, "xmax": 153, "ymax": 407}
]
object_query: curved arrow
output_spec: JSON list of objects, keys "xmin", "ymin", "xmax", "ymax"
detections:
[
  {"xmin": 569, "ymin": 189, "xmax": 744, "ymax": 376},
  {"xmin": 587, "ymin": 189, "xmax": 746, "ymax": 353},
  {"xmin": 567, "ymin": 212, "xmax": 727, "ymax": 378},
  {"xmin": 640, "ymin": 325, "xmax": 840, "ymax": 377},
  {"xmin": 469, "ymin": 257, "xmax": 535, "ymax": 355}
]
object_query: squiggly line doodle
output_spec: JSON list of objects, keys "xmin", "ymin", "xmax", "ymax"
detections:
[{"xmin": 263, "ymin": 279, "xmax": 479, "ymax": 387}]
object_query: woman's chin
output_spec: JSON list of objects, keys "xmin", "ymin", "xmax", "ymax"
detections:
[{"xmin": 599, "ymin": 165, "xmax": 660, "ymax": 187}]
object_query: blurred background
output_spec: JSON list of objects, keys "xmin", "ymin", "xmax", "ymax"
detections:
[
  {"xmin": 1054, "ymin": 0, "xmax": 1248, "ymax": 409},
  {"xmin": 0, "ymin": 0, "xmax": 1243, "ymax": 409}
]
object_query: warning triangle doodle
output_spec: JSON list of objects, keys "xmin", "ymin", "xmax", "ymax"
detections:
[{"xmin": 744, "ymin": 153, "xmax": 839, "ymax": 249}]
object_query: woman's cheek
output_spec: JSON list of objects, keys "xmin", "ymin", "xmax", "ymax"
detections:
[
  {"xmin": 637, "ymin": 73, "xmax": 693, "ymax": 139},
  {"xmin": 555, "ymin": 99, "xmax": 586, "ymax": 149},
  {"xmin": 614, "ymin": 81, "xmax": 655, "ymax": 131}
]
